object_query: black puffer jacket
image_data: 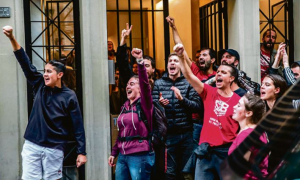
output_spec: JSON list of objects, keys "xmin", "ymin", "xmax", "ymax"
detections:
[{"xmin": 152, "ymin": 73, "xmax": 203, "ymax": 134}]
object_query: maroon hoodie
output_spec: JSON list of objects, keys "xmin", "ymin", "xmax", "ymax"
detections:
[{"xmin": 111, "ymin": 62, "xmax": 153, "ymax": 157}]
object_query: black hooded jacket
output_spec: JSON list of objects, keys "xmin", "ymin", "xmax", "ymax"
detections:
[{"xmin": 152, "ymin": 73, "xmax": 203, "ymax": 134}]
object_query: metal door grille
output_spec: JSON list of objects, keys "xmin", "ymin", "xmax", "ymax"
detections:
[
  {"xmin": 199, "ymin": 0, "xmax": 228, "ymax": 64},
  {"xmin": 260, "ymin": 0, "xmax": 294, "ymax": 64}
]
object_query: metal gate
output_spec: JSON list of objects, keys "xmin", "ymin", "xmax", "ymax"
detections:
[
  {"xmin": 199, "ymin": 0, "xmax": 228, "ymax": 64},
  {"xmin": 23, "ymin": 0, "xmax": 84, "ymax": 179},
  {"xmin": 260, "ymin": 0, "xmax": 294, "ymax": 64}
]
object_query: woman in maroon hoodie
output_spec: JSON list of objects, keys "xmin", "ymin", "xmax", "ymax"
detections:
[{"xmin": 108, "ymin": 48, "xmax": 154, "ymax": 180}]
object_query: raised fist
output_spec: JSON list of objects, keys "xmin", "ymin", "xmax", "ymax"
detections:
[
  {"xmin": 3, "ymin": 26, "xmax": 13, "ymax": 39},
  {"xmin": 166, "ymin": 16, "xmax": 175, "ymax": 28},
  {"xmin": 121, "ymin": 23, "xmax": 133, "ymax": 38},
  {"xmin": 173, "ymin": 43, "xmax": 184, "ymax": 57},
  {"xmin": 131, "ymin": 48, "xmax": 143, "ymax": 60}
]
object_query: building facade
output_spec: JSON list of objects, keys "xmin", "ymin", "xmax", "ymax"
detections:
[{"xmin": 0, "ymin": 0, "xmax": 299, "ymax": 179}]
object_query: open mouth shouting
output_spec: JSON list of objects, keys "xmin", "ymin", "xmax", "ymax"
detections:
[
  {"xmin": 169, "ymin": 66, "xmax": 176, "ymax": 74},
  {"xmin": 216, "ymin": 78, "xmax": 223, "ymax": 87},
  {"xmin": 260, "ymin": 90, "xmax": 266, "ymax": 98},
  {"xmin": 198, "ymin": 59, "xmax": 205, "ymax": 66},
  {"xmin": 127, "ymin": 89, "xmax": 133, "ymax": 96}
]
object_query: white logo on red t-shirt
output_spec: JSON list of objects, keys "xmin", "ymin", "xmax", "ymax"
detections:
[
  {"xmin": 214, "ymin": 100, "xmax": 229, "ymax": 116},
  {"xmin": 209, "ymin": 117, "xmax": 222, "ymax": 129}
]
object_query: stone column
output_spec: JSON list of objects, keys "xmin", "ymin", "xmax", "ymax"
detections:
[
  {"xmin": 0, "ymin": 0, "xmax": 27, "ymax": 179},
  {"xmin": 227, "ymin": 0, "xmax": 260, "ymax": 83},
  {"xmin": 294, "ymin": 0, "xmax": 300, "ymax": 61},
  {"xmin": 79, "ymin": 0, "xmax": 111, "ymax": 179}
]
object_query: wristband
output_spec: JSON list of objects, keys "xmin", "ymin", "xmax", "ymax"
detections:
[{"xmin": 136, "ymin": 58, "xmax": 143, "ymax": 64}]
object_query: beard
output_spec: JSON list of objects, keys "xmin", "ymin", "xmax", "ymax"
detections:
[
  {"xmin": 199, "ymin": 60, "xmax": 211, "ymax": 71},
  {"xmin": 262, "ymin": 40, "xmax": 274, "ymax": 50},
  {"xmin": 221, "ymin": 61, "xmax": 233, "ymax": 65}
]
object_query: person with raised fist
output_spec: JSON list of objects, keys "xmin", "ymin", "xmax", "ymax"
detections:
[
  {"xmin": 108, "ymin": 48, "xmax": 155, "ymax": 180},
  {"xmin": 3, "ymin": 25, "xmax": 87, "ymax": 180},
  {"xmin": 173, "ymin": 43, "xmax": 240, "ymax": 180},
  {"xmin": 116, "ymin": 23, "xmax": 156, "ymax": 90}
]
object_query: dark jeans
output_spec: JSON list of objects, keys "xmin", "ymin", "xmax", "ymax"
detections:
[
  {"xmin": 193, "ymin": 123, "xmax": 203, "ymax": 150},
  {"xmin": 115, "ymin": 151, "xmax": 155, "ymax": 180},
  {"xmin": 165, "ymin": 131, "xmax": 194, "ymax": 180},
  {"xmin": 194, "ymin": 144, "xmax": 229, "ymax": 180}
]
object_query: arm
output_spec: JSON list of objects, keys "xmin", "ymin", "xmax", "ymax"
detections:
[
  {"xmin": 283, "ymin": 68, "xmax": 296, "ymax": 86},
  {"xmin": 271, "ymin": 43, "xmax": 285, "ymax": 69},
  {"xmin": 174, "ymin": 44, "xmax": 205, "ymax": 95},
  {"xmin": 282, "ymin": 48, "xmax": 296, "ymax": 85},
  {"xmin": 152, "ymin": 81, "xmax": 160, "ymax": 102},
  {"xmin": 166, "ymin": 16, "xmax": 192, "ymax": 67},
  {"xmin": 132, "ymin": 48, "xmax": 154, "ymax": 131},
  {"xmin": 120, "ymin": 23, "xmax": 132, "ymax": 46},
  {"xmin": 68, "ymin": 96, "xmax": 87, "ymax": 167},
  {"xmin": 179, "ymin": 86, "xmax": 203, "ymax": 113},
  {"xmin": 3, "ymin": 26, "xmax": 21, "ymax": 51},
  {"xmin": 116, "ymin": 23, "xmax": 134, "ymax": 86},
  {"xmin": 3, "ymin": 26, "xmax": 43, "ymax": 86}
]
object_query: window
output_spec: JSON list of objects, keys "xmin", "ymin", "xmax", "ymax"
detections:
[
  {"xmin": 199, "ymin": 0, "xmax": 228, "ymax": 64},
  {"xmin": 259, "ymin": 0, "xmax": 294, "ymax": 63},
  {"xmin": 107, "ymin": 0, "xmax": 169, "ymax": 71}
]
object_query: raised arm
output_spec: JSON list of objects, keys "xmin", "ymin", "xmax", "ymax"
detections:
[
  {"xmin": 3, "ymin": 26, "xmax": 43, "ymax": 86},
  {"xmin": 281, "ymin": 48, "xmax": 296, "ymax": 86},
  {"xmin": 116, "ymin": 23, "xmax": 134, "ymax": 86},
  {"xmin": 3, "ymin": 26, "xmax": 21, "ymax": 51},
  {"xmin": 166, "ymin": 16, "xmax": 192, "ymax": 67},
  {"xmin": 131, "ymin": 48, "xmax": 153, "ymax": 131},
  {"xmin": 174, "ymin": 44, "xmax": 205, "ymax": 94},
  {"xmin": 120, "ymin": 23, "xmax": 132, "ymax": 46}
]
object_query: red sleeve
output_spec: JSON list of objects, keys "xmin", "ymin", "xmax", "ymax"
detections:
[{"xmin": 191, "ymin": 62, "xmax": 200, "ymax": 75}]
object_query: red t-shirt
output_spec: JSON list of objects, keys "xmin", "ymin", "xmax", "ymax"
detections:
[
  {"xmin": 191, "ymin": 62, "xmax": 216, "ymax": 82},
  {"xmin": 199, "ymin": 84, "xmax": 240, "ymax": 147}
]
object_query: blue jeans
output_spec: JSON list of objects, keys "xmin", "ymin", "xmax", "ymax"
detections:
[
  {"xmin": 115, "ymin": 151, "xmax": 155, "ymax": 180},
  {"xmin": 194, "ymin": 146, "xmax": 229, "ymax": 180},
  {"xmin": 193, "ymin": 123, "xmax": 203, "ymax": 150},
  {"xmin": 165, "ymin": 131, "xmax": 194, "ymax": 180}
]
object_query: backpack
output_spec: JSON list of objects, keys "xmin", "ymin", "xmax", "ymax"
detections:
[{"xmin": 136, "ymin": 100, "xmax": 168, "ymax": 148}]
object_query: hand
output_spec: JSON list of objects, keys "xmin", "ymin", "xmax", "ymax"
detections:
[
  {"xmin": 131, "ymin": 48, "xmax": 143, "ymax": 60},
  {"xmin": 173, "ymin": 43, "xmax": 184, "ymax": 57},
  {"xmin": 170, "ymin": 86, "xmax": 183, "ymax": 101},
  {"xmin": 121, "ymin": 23, "xmax": 133, "ymax": 38},
  {"xmin": 108, "ymin": 156, "xmax": 116, "ymax": 167},
  {"xmin": 159, "ymin": 92, "xmax": 169, "ymax": 106},
  {"xmin": 166, "ymin": 16, "xmax": 175, "ymax": 28},
  {"xmin": 276, "ymin": 42, "xmax": 286, "ymax": 60},
  {"xmin": 3, "ymin": 26, "xmax": 14, "ymax": 39},
  {"xmin": 76, "ymin": 154, "xmax": 87, "ymax": 168}
]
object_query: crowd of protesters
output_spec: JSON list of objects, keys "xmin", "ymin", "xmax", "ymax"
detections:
[
  {"xmin": 106, "ymin": 15, "xmax": 299, "ymax": 180},
  {"xmin": 2, "ymin": 11, "xmax": 299, "ymax": 180}
]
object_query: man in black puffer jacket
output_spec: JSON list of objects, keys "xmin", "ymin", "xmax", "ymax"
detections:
[{"xmin": 152, "ymin": 53, "xmax": 204, "ymax": 180}]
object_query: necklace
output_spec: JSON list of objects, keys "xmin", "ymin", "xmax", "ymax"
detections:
[{"xmin": 217, "ymin": 91, "xmax": 233, "ymax": 104}]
